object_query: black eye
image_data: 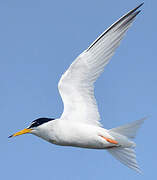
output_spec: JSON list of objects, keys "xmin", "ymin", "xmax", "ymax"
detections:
[{"xmin": 29, "ymin": 121, "xmax": 38, "ymax": 128}]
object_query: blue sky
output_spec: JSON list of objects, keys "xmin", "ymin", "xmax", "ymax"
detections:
[{"xmin": 1, "ymin": 0, "xmax": 156, "ymax": 179}]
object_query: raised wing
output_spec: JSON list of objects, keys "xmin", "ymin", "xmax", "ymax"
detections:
[{"xmin": 58, "ymin": 4, "xmax": 143, "ymax": 126}]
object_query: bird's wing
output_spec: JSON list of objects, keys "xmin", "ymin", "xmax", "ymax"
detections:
[{"xmin": 58, "ymin": 4, "xmax": 143, "ymax": 126}]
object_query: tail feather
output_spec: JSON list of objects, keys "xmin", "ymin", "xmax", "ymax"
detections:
[
  {"xmin": 107, "ymin": 118, "xmax": 146, "ymax": 173},
  {"xmin": 108, "ymin": 147, "xmax": 141, "ymax": 173},
  {"xmin": 109, "ymin": 117, "xmax": 146, "ymax": 139}
]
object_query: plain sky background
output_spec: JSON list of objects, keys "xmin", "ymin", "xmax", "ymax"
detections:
[{"xmin": 1, "ymin": 0, "xmax": 156, "ymax": 179}]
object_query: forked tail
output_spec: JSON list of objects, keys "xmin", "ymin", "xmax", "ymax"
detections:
[{"xmin": 107, "ymin": 117, "xmax": 146, "ymax": 173}]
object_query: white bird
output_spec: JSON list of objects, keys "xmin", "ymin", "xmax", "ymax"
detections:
[{"xmin": 9, "ymin": 3, "xmax": 144, "ymax": 173}]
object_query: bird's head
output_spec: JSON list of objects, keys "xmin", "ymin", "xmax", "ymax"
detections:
[{"xmin": 9, "ymin": 118, "xmax": 55, "ymax": 138}]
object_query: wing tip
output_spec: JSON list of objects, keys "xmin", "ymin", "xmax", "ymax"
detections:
[
  {"xmin": 86, "ymin": 3, "xmax": 143, "ymax": 52},
  {"xmin": 137, "ymin": 2, "xmax": 144, "ymax": 9},
  {"xmin": 130, "ymin": 3, "xmax": 144, "ymax": 14}
]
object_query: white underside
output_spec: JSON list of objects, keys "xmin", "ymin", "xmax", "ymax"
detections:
[
  {"xmin": 32, "ymin": 119, "xmax": 133, "ymax": 149},
  {"xmin": 31, "ymin": 117, "xmax": 144, "ymax": 173}
]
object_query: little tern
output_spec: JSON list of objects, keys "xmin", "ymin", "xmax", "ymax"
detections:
[{"xmin": 9, "ymin": 3, "xmax": 144, "ymax": 173}]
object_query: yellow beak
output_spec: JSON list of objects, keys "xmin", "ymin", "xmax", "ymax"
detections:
[{"xmin": 8, "ymin": 128, "xmax": 32, "ymax": 138}]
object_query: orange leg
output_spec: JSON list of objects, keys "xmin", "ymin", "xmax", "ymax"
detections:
[{"xmin": 99, "ymin": 135, "xmax": 118, "ymax": 144}]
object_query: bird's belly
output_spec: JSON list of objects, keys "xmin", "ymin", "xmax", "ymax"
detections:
[
  {"xmin": 49, "ymin": 137, "xmax": 108, "ymax": 149},
  {"xmin": 48, "ymin": 123, "xmax": 112, "ymax": 149},
  {"xmin": 56, "ymin": 140, "xmax": 107, "ymax": 149}
]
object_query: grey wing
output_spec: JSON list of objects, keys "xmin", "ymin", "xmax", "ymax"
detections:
[{"xmin": 58, "ymin": 4, "xmax": 143, "ymax": 126}]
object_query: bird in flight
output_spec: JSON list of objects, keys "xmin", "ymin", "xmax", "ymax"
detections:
[{"xmin": 9, "ymin": 3, "xmax": 144, "ymax": 173}]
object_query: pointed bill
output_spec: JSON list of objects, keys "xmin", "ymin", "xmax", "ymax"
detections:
[{"xmin": 8, "ymin": 128, "xmax": 32, "ymax": 138}]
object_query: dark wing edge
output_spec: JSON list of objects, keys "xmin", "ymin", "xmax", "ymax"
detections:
[{"xmin": 86, "ymin": 3, "xmax": 144, "ymax": 51}]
